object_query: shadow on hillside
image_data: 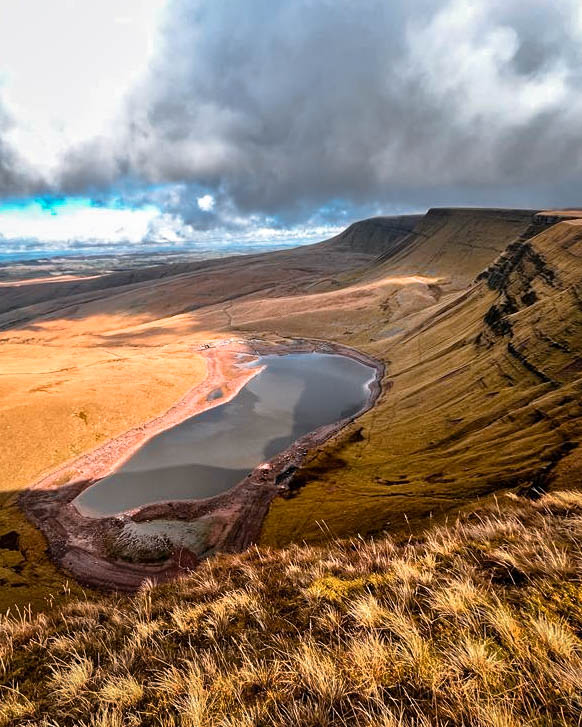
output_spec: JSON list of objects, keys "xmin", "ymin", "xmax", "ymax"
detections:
[{"xmin": 0, "ymin": 243, "xmax": 369, "ymax": 329}]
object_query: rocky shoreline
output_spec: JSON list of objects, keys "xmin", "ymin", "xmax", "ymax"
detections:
[{"xmin": 20, "ymin": 337, "xmax": 384, "ymax": 591}]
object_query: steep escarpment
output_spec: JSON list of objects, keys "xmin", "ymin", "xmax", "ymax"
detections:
[
  {"xmin": 261, "ymin": 214, "xmax": 582, "ymax": 546},
  {"xmin": 476, "ymin": 221, "xmax": 582, "ymax": 487},
  {"xmin": 323, "ymin": 214, "xmax": 423, "ymax": 256},
  {"xmin": 222, "ymin": 208, "xmax": 536, "ymax": 344},
  {"xmin": 368, "ymin": 207, "xmax": 536, "ymax": 287}
]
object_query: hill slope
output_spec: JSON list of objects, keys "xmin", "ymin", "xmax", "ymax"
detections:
[
  {"xmin": 262, "ymin": 215, "xmax": 582, "ymax": 545},
  {"xmin": 2, "ymin": 206, "xmax": 582, "ymax": 611},
  {"xmin": 320, "ymin": 214, "xmax": 423, "ymax": 255},
  {"xmin": 2, "ymin": 491, "xmax": 582, "ymax": 726}
]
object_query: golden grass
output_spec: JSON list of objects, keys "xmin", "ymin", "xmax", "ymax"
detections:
[
  {"xmin": 99, "ymin": 675, "xmax": 144, "ymax": 708},
  {"xmin": 0, "ymin": 687, "xmax": 35, "ymax": 726},
  {"xmin": 1, "ymin": 491, "xmax": 582, "ymax": 725},
  {"xmin": 48, "ymin": 654, "xmax": 94, "ymax": 703},
  {"xmin": 0, "ymin": 333, "xmax": 207, "ymax": 612}
]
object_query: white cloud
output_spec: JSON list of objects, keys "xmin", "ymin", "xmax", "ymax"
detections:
[
  {"xmin": 0, "ymin": 200, "xmax": 160, "ymax": 243},
  {"xmin": 145, "ymin": 212, "xmax": 195, "ymax": 242},
  {"xmin": 0, "ymin": 196, "xmax": 345, "ymax": 251},
  {"xmin": 0, "ymin": 0, "xmax": 167, "ymax": 176},
  {"xmin": 197, "ymin": 194, "xmax": 215, "ymax": 212},
  {"xmin": 406, "ymin": 0, "xmax": 569, "ymax": 127}
]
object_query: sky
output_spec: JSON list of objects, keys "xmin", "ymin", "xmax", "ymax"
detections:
[{"xmin": 0, "ymin": 0, "xmax": 582, "ymax": 256}]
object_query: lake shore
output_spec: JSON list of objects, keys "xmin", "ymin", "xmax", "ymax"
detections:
[{"xmin": 20, "ymin": 337, "xmax": 384, "ymax": 591}]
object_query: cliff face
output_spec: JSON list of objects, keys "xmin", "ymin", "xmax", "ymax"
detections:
[
  {"xmin": 477, "ymin": 238, "xmax": 557, "ymax": 337},
  {"xmin": 477, "ymin": 220, "xmax": 582, "ymax": 490},
  {"xmin": 479, "ymin": 221, "xmax": 582, "ymax": 381},
  {"xmin": 262, "ymin": 214, "xmax": 582, "ymax": 546}
]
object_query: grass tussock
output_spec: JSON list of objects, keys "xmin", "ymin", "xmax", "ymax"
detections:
[{"xmin": 2, "ymin": 491, "xmax": 582, "ymax": 725}]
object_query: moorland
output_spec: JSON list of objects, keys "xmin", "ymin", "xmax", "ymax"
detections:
[{"xmin": 2, "ymin": 206, "xmax": 582, "ymax": 723}]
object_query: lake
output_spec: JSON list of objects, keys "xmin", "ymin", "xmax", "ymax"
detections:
[{"xmin": 74, "ymin": 352, "xmax": 375, "ymax": 517}]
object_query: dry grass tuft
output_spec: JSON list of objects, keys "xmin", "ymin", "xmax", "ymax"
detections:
[
  {"xmin": 429, "ymin": 578, "xmax": 485, "ymax": 619},
  {"xmin": 530, "ymin": 615, "xmax": 580, "ymax": 659},
  {"xmin": 349, "ymin": 593, "xmax": 389, "ymax": 628},
  {"xmin": 49, "ymin": 654, "xmax": 94, "ymax": 703},
  {"xmin": 99, "ymin": 674, "xmax": 144, "ymax": 708},
  {"xmin": 445, "ymin": 636, "xmax": 507, "ymax": 686},
  {"xmin": 0, "ymin": 686, "xmax": 35, "ymax": 726},
  {"xmin": 2, "ymin": 491, "xmax": 582, "ymax": 725}
]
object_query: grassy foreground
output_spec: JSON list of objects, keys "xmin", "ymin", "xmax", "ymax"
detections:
[{"xmin": 2, "ymin": 490, "xmax": 582, "ymax": 726}]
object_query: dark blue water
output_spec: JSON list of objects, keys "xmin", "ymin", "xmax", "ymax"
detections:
[{"xmin": 74, "ymin": 353, "xmax": 375, "ymax": 517}]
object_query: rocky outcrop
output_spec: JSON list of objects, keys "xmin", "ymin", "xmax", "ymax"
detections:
[
  {"xmin": 472, "ymin": 220, "xmax": 582, "ymax": 411},
  {"xmin": 479, "ymin": 240, "xmax": 557, "ymax": 339}
]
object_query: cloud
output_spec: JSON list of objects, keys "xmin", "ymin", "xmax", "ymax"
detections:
[
  {"xmin": 197, "ymin": 194, "xmax": 215, "ymax": 212},
  {"xmin": 116, "ymin": 0, "xmax": 582, "ymax": 214},
  {"xmin": 0, "ymin": 189, "xmax": 347, "ymax": 257},
  {"xmin": 0, "ymin": 0, "xmax": 166, "ymax": 176},
  {"xmin": 5, "ymin": 0, "xmax": 582, "ymax": 226},
  {"xmin": 0, "ymin": 197, "xmax": 160, "ymax": 243},
  {"xmin": 0, "ymin": 100, "xmax": 44, "ymax": 197}
]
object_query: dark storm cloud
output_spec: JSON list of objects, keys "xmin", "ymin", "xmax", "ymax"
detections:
[
  {"xmin": 54, "ymin": 0, "xmax": 582, "ymax": 218},
  {"xmin": 0, "ymin": 102, "xmax": 43, "ymax": 197}
]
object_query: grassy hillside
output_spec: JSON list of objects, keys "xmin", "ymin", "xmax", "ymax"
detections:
[
  {"xmin": 1, "ymin": 208, "xmax": 582, "ymax": 725},
  {"xmin": 0, "ymin": 222, "xmax": 406, "ymax": 611},
  {"xmin": 260, "ymin": 214, "xmax": 582, "ymax": 546},
  {"xmin": 2, "ymin": 491, "xmax": 582, "ymax": 725},
  {"xmin": 2, "ymin": 207, "xmax": 581, "ymax": 613}
]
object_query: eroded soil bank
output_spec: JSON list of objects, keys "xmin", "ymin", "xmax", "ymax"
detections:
[{"xmin": 20, "ymin": 338, "xmax": 383, "ymax": 591}]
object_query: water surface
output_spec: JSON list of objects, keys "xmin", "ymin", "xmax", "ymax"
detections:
[{"xmin": 75, "ymin": 353, "xmax": 375, "ymax": 517}]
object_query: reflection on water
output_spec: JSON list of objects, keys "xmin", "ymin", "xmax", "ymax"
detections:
[{"xmin": 74, "ymin": 353, "xmax": 375, "ymax": 517}]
